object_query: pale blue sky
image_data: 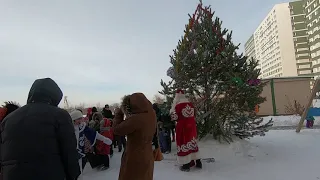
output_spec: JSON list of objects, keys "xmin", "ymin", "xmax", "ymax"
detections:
[{"xmin": 0, "ymin": 0, "xmax": 288, "ymax": 107}]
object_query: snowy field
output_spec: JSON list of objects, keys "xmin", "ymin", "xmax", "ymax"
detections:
[{"xmin": 82, "ymin": 129, "xmax": 320, "ymax": 180}]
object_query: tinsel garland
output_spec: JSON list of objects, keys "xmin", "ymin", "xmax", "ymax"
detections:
[{"xmin": 175, "ymin": 1, "xmax": 226, "ymax": 75}]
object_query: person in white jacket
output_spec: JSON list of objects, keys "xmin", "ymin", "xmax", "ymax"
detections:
[{"xmin": 70, "ymin": 110, "xmax": 112, "ymax": 176}]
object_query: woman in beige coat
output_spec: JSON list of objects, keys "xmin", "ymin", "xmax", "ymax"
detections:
[{"xmin": 113, "ymin": 93, "xmax": 157, "ymax": 180}]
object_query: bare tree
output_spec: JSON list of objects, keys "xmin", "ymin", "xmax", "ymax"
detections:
[
  {"xmin": 153, "ymin": 94, "xmax": 165, "ymax": 104},
  {"xmin": 95, "ymin": 102, "xmax": 102, "ymax": 111},
  {"xmin": 284, "ymin": 96, "xmax": 305, "ymax": 116},
  {"xmin": 109, "ymin": 103, "xmax": 120, "ymax": 112},
  {"xmin": 74, "ymin": 103, "xmax": 86, "ymax": 113}
]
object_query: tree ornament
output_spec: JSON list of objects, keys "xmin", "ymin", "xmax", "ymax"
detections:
[
  {"xmin": 231, "ymin": 77, "xmax": 244, "ymax": 86},
  {"xmin": 247, "ymin": 79, "xmax": 261, "ymax": 86},
  {"xmin": 167, "ymin": 67, "xmax": 175, "ymax": 78},
  {"xmin": 202, "ymin": 50, "xmax": 208, "ymax": 57}
]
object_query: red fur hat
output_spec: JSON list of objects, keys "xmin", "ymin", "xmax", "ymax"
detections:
[{"xmin": 176, "ymin": 89, "xmax": 184, "ymax": 94}]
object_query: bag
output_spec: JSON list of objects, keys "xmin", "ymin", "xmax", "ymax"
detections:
[{"xmin": 153, "ymin": 147, "xmax": 163, "ymax": 161}]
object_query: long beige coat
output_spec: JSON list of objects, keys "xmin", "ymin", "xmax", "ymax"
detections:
[{"xmin": 113, "ymin": 93, "xmax": 156, "ymax": 180}]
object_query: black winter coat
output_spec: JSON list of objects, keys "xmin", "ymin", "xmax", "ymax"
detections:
[{"xmin": 0, "ymin": 78, "xmax": 80, "ymax": 180}]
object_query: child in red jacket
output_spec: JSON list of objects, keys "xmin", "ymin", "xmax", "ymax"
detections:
[{"xmin": 95, "ymin": 118, "xmax": 114, "ymax": 170}]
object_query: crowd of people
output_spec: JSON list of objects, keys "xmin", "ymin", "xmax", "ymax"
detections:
[{"xmin": 0, "ymin": 77, "xmax": 202, "ymax": 180}]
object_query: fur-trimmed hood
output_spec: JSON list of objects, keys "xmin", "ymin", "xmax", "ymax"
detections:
[
  {"xmin": 92, "ymin": 112, "xmax": 103, "ymax": 121},
  {"xmin": 121, "ymin": 93, "xmax": 153, "ymax": 116}
]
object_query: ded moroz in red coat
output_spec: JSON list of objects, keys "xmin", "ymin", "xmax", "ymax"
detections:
[{"xmin": 170, "ymin": 89, "xmax": 200, "ymax": 165}]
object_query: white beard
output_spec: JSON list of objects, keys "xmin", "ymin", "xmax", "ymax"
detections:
[{"xmin": 170, "ymin": 93, "xmax": 189, "ymax": 113}]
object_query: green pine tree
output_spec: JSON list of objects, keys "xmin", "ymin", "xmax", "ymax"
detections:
[{"xmin": 159, "ymin": 2, "xmax": 273, "ymax": 142}]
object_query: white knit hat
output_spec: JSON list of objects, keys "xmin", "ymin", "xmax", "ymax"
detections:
[{"xmin": 70, "ymin": 110, "xmax": 83, "ymax": 121}]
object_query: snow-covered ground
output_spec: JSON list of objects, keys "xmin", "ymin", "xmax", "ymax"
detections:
[
  {"xmin": 260, "ymin": 99, "xmax": 320, "ymax": 127},
  {"xmin": 262, "ymin": 115, "xmax": 320, "ymax": 127},
  {"xmin": 82, "ymin": 129, "xmax": 320, "ymax": 180}
]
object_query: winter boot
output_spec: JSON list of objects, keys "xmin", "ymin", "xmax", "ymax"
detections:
[
  {"xmin": 189, "ymin": 160, "xmax": 195, "ymax": 167},
  {"xmin": 196, "ymin": 159, "xmax": 202, "ymax": 169},
  {"xmin": 110, "ymin": 147, "xmax": 113, "ymax": 158},
  {"xmin": 100, "ymin": 166, "xmax": 109, "ymax": 171},
  {"xmin": 180, "ymin": 163, "xmax": 190, "ymax": 172},
  {"xmin": 172, "ymin": 135, "xmax": 175, "ymax": 142}
]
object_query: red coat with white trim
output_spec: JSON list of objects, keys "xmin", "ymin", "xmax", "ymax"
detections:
[{"xmin": 171, "ymin": 101, "xmax": 200, "ymax": 164}]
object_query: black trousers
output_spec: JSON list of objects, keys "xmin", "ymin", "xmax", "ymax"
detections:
[
  {"xmin": 171, "ymin": 127, "xmax": 175, "ymax": 139},
  {"xmin": 121, "ymin": 136, "xmax": 127, "ymax": 149},
  {"xmin": 86, "ymin": 153, "xmax": 102, "ymax": 168},
  {"xmin": 165, "ymin": 134, "xmax": 171, "ymax": 152},
  {"xmin": 113, "ymin": 136, "xmax": 117, "ymax": 148},
  {"xmin": 110, "ymin": 145, "xmax": 114, "ymax": 156},
  {"xmin": 97, "ymin": 154, "xmax": 109, "ymax": 167},
  {"xmin": 82, "ymin": 157, "xmax": 87, "ymax": 170},
  {"xmin": 117, "ymin": 136, "xmax": 127, "ymax": 152}
]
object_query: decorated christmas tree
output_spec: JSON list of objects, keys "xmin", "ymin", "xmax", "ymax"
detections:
[{"xmin": 159, "ymin": 1, "xmax": 273, "ymax": 142}]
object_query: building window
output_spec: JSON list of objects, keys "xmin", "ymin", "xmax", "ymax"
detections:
[
  {"xmin": 297, "ymin": 48, "xmax": 309, "ymax": 52},
  {"xmin": 299, "ymin": 70, "xmax": 312, "ymax": 74},
  {"xmin": 298, "ymin": 64, "xmax": 311, "ymax": 69},
  {"xmin": 297, "ymin": 59, "xmax": 310, "ymax": 63},
  {"xmin": 297, "ymin": 53, "xmax": 310, "ymax": 57}
]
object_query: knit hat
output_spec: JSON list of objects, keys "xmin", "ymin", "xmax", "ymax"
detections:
[{"xmin": 70, "ymin": 110, "xmax": 83, "ymax": 121}]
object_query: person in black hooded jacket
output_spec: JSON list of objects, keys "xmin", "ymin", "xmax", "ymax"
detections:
[
  {"xmin": 102, "ymin": 104, "xmax": 114, "ymax": 119},
  {"xmin": 0, "ymin": 78, "xmax": 80, "ymax": 180},
  {"xmin": 152, "ymin": 103, "xmax": 161, "ymax": 150}
]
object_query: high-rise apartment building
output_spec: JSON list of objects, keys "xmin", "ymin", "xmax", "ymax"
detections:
[
  {"xmin": 244, "ymin": 3, "xmax": 298, "ymax": 79},
  {"xmin": 244, "ymin": 35, "xmax": 256, "ymax": 60},
  {"xmin": 305, "ymin": 0, "xmax": 320, "ymax": 78},
  {"xmin": 244, "ymin": 35, "xmax": 261, "ymax": 69},
  {"xmin": 289, "ymin": 1, "xmax": 313, "ymax": 76}
]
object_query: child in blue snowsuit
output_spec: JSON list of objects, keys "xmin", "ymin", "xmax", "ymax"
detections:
[
  {"xmin": 158, "ymin": 123, "xmax": 171, "ymax": 154},
  {"xmin": 158, "ymin": 127, "xmax": 167, "ymax": 153}
]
